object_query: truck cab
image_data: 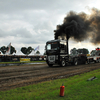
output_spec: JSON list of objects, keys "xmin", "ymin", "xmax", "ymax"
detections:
[{"xmin": 45, "ymin": 39, "xmax": 69, "ymax": 67}]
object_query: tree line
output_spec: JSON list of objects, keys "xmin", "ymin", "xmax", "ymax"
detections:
[
  {"xmin": 0, "ymin": 46, "xmax": 40, "ymax": 55},
  {"xmin": 0, "ymin": 45, "xmax": 89, "ymax": 56}
]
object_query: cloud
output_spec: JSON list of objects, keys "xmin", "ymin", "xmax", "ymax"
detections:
[
  {"xmin": 0, "ymin": 0, "xmax": 100, "ymax": 55},
  {"xmin": 0, "ymin": 0, "xmax": 92, "ymax": 14}
]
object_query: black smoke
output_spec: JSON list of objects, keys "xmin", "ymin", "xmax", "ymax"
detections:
[{"xmin": 54, "ymin": 8, "xmax": 100, "ymax": 44}]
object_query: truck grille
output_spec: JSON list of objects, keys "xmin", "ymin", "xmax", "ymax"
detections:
[{"xmin": 48, "ymin": 55, "xmax": 55, "ymax": 62}]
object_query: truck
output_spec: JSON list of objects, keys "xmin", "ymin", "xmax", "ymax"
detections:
[
  {"xmin": 45, "ymin": 39, "xmax": 87, "ymax": 67},
  {"xmin": 87, "ymin": 48, "xmax": 100, "ymax": 63}
]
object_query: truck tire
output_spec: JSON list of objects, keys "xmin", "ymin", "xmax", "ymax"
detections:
[
  {"xmin": 93, "ymin": 60, "xmax": 96, "ymax": 63},
  {"xmin": 96, "ymin": 59, "xmax": 99, "ymax": 63},
  {"xmin": 74, "ymin": 58, "xmax": 78, "ymax": 66},
  {"xmin": 60, "ymin": 59, "xmax": 66, "ymax": 67},
  {"xmin": 87, "ymin": 59, "xmax": 90, "ymax": 64},
  {"xmin": 96, "ymin": 58, "xmax": 100, "ymax": 63}
]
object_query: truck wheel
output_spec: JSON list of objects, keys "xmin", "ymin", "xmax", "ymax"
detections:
[
  {"xmin": 60, "ymin": 59, "xmax": 66, "ymax": 67},
  {"xmin": 74, "ymin": 58, "xmax": 78, "ymax": 66},
  {"xmin": 87, "ymin": 59, "xmax": 90, "ymax": 64},
  {"xmin": 93, "ymin": 60, "xmax": 96, "ymax": 63},
  {"xmin": 98, "ymin": 59, "xmax": 100, "ymax": 63},
  {"xmin": 97, "ymin": 59, "xmax": 100, "ymax": 63}
]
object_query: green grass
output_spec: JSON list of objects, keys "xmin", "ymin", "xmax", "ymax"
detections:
[
  {"xmin": 0, "ymin": 69, "xmax": 100, "ymax": 100},
  {"xmin": 0, "ymin": 61, "xmax": 45, "ymax": 64}
]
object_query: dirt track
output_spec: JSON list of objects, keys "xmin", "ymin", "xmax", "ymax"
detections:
[{"xmin": 0, "ymin": 63, "xmax": 100, "ymax": 91}]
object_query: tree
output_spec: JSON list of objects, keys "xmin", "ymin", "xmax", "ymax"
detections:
[
  {"xmin": 10, "ymin": 46, "xmax": 16, "ymax": 54},
  {"xmin": 36, "ymin": 50, "xmax": 40, "ymax": 54},
  {"xmin": 43, "ymin": 51, "xmax": 46, "ymax": 55},
  {"xmin": 77, "ymin": 48, "xmax": 89, "ymax": 54},
  {"xmin": 0, "ymin": 46, "xmax": 8, "ymax": 54},
  {"xmin": 70, "ymin": 48, "xmax": 89, "ymax": 55},
  {"xmin": 21, "ymin": 46, "xmax": 34, "ymax": 55},
  {"xmin": 27, "ymin": 47, "xmax": 34, "ymax": 55},
  {"xmin": 70, "ymin": 48, "xmax": 77, "ymax": 55},
  {"xmin": 0, "ymin": 45, "xmax": 16, "ymax": 55}
]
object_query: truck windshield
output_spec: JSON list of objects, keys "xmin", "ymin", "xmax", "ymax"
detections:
[{"xmin": 47, "ymin": 42, "xmax": 58, "ymax": 50}]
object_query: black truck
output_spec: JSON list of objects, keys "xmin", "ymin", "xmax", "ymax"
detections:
[{"xmin": 45, "ymin": 39, "xmax": 87, "ymax": 67}]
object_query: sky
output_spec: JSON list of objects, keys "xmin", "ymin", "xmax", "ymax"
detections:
[{"xmin": 0, "ymin": 0, "xmax": 100, "ymax": 55}]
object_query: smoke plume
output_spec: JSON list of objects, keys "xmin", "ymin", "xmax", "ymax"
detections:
[{"xmin": 54, "ymin": 7, "xmax": 100, "ymax": 44}]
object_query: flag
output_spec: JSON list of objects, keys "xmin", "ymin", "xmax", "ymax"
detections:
[
  {"xmin": 6, "ymin": 43, "xmax": 11, "ymax": 55},
  {"xmin": 34, "ymin": 46, "xmax": 39, "ymax": 51}
]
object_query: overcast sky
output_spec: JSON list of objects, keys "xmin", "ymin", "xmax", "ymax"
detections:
[{"xmin": 0, "ymin": 0, "xmax": 100, "ymax": 55}]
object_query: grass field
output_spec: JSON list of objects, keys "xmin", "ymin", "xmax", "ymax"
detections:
[
  {"xmin": 0, "ymin": 68, "xmax": 100, "ymax": 100},
  {"xmin": 0, "ymin": 60, "xmax": 45, "ymax": 64}
]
